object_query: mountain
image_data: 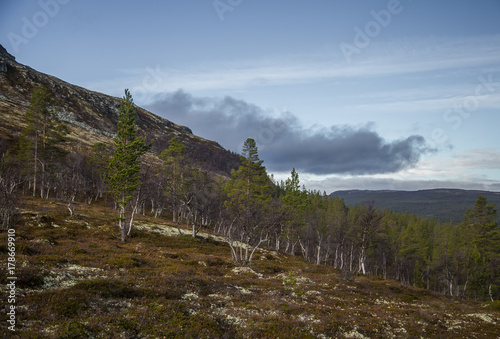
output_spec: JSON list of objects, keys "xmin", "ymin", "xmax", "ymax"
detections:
[
  {"xmin": 0, "ymin": 44, "xmax": 239, "ymax": 175},
  {"xmin": 331, "ymin": 188, "xmax": 500, "ymax": 223}
]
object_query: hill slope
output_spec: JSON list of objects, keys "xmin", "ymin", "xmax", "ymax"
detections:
[
  {"xmin": 331, "ymin": 189, "xmax": 500, "ymax": 223},
  {"xmin": 0, "ymin": 44, "xmax": 239, "ymax": 175},
  {"xmin": 1, "ymin": 197, "xmax": 499, "ymax": 338}
]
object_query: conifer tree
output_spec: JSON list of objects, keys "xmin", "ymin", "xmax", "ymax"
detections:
[
  {"xmin": 107, "ymin": 89, "xmax": 152, "ymax": 242},
  {"xmin": 224, "ymin": 138, "xmax": 272, "ymax": 264},
  {"xmin": 461, "ymin": 195, "xmax": 499, "ymax": 300},
  {"xmin": 281, "ymin": 168, "xmax": 308, "ymax": 254},
  {"xmin": 19, "ymin": 86, "xmax": 68, "ymax": 197}
]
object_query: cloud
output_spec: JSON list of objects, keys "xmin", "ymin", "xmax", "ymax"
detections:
[
  {"xmin": 146, "ymin": 90, "xmax": 433, "ymax": 175},
  {"xmin": 450, "ymin": 148, "xmax": 500, "ymax": 169},
  {"xmin": 88, "ymin": 35, "xmax": 500, "ymax": 103}
]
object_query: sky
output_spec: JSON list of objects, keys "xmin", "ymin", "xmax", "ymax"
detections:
[{"xmin": 1, "ymin": 0, "xmax": 499, "ymax": 192}]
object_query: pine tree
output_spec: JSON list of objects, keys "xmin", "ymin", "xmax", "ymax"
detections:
[
  {"xmin": 107, "ymin": 89, "xmax": 152, "ymax": 242},
  {"xmin": 19, "ymin": 86, "xmax": 68, "ymax": 198},
  {"xmin": 461, "ymin": 195, "xmax": 499, "ymax": 300},
  {"xmin": 224, "ymin": 138, "xmax": 272, "ymax": 264},
  {"xmin": 281, "ymin": 168, "xmax": 308, "ymax": 255}
]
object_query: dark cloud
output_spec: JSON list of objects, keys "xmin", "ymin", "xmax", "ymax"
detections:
[{"xmin": 145, "ymin": 90, "xmax": 433, "ymax": 175}]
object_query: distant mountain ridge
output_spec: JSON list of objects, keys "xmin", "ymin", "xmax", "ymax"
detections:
[
  {"xmin": 331, "ymin": 188, "xmax": 500, "ymax": 223},
  {"xmin": 0, "ymin": 44, "xmax": 240, "ymax": 175}
]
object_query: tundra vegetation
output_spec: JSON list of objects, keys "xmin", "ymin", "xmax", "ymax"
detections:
[{"xmin": 0, "ymin": 87, "xmax": 499, "ymax": 337}]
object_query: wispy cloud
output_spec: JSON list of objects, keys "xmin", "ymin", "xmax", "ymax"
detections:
[
  {"xmin": 86, "ymin": 35, "xmax": 500, "ymax": 105},
  {"xmin": 450, "ymin": 148, "xmax": 500, "ymax": 170}
]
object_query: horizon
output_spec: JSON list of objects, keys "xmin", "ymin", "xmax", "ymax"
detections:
[{"xmin": 1, "ymin": 1, "xmax": 499, "ymax": 192}]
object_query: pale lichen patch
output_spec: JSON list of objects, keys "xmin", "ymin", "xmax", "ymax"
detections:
[{"xmin": 467, "ymin": 313, "xmax": 497, "ymax": 324}]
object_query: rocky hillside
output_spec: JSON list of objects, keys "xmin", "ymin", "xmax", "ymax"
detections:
[
  {"xmin": 1, "ymin": 197, "xmax": 499, "ymax": 338},
  {"xmin": 0, "ymin": 44, "xmax": 239, "ymax": 175}
]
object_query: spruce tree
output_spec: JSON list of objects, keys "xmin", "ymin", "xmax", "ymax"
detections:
[{"xmin": 107, "ymin": 89, "xmax": 151, "ymax": 242}]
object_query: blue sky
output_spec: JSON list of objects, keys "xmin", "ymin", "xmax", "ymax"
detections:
[{"xmin": 1, "ymin": 0, "xmax": 499, "ymax": 192}]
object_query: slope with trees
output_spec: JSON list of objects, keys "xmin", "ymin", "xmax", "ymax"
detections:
[{"xmin": 1, "ymin": 80, "xmax": 498, "ymax": 302}]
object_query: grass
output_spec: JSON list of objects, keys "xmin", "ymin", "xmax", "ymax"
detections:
[{"xmin": 1, "ymin": 196, "xmax": 499, "ymax": 338}]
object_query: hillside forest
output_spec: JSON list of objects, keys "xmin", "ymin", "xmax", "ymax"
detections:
[{"xmin": 1, "ymin": 87, "xmax": 499, "ymax": 302}]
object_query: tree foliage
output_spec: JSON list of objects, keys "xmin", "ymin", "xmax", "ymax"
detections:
[
  {"xmin": 19, "ymin": 86, "xmax": 68, "ymax": 198},
  {"xmin": 106, "ymin": 89, "xmax": 152, "ymax": 242},
  {"xmin": 224, "ymin": 138, "xmax": 273, "ymax": 264}
]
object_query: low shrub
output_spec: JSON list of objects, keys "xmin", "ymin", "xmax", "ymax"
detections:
[
  {"xmin": 59, "ymin": 321, "xmax": 96, "ymax": 338},
  {"xmin": 104, "ymin": 255, "xmax": 149, "ymax": 269},
  {"xmin": 15, "ymin": 267, "xmax": 45, "ymax": 288},
  {"xmin": 74, "ymin": 279, "xmax": 145, "ymax": 299}
]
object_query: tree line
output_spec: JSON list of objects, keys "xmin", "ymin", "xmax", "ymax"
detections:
[{"xmin": 1, "ymin": 87, "xmax": 498, "ymax": 301}]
